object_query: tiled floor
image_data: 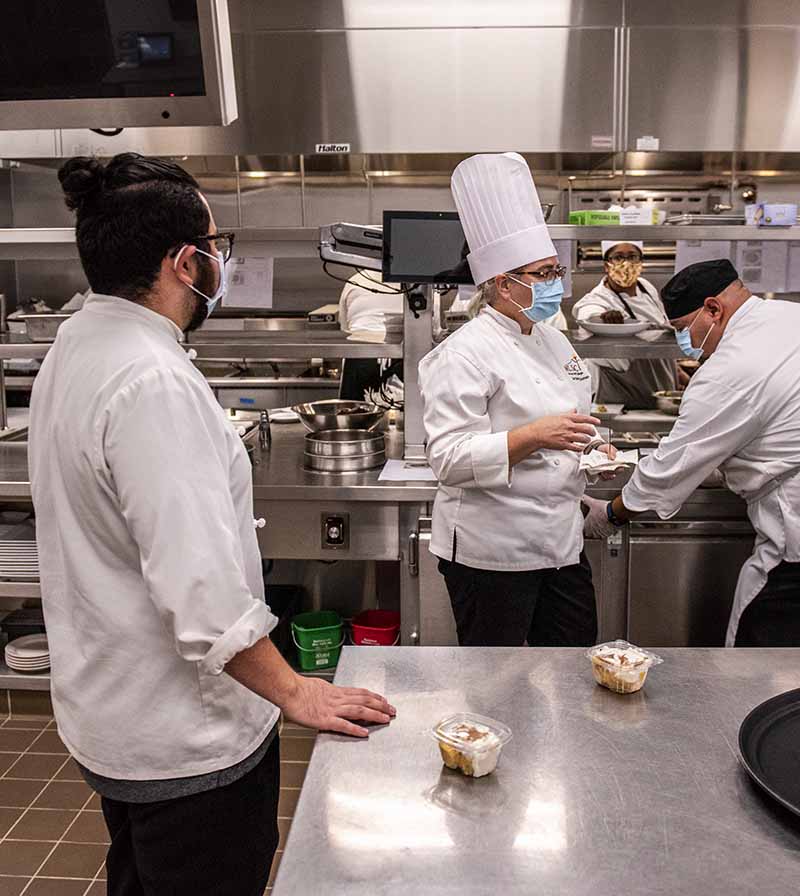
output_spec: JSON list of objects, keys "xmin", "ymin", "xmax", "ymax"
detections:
[{"xmin": 0, "ymin": 714, "xmax": 313, "ymax": 895}]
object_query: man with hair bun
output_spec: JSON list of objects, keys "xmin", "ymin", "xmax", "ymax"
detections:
[
  {"xmin": 29, "ymin": 153, "xmax": 395, "ymax": 896},
  {"xmin": 583, "ymin": 258, "xmax": 800, "ymax": 648}
]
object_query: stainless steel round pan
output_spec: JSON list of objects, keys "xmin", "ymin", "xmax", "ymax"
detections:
[
  {"xmin": 304, "ymin": 429, "xmax": 386, "ymax": 457},
  {"xmin": 304, "ymin": 450, "xmax": 386, "ymax": 473}
]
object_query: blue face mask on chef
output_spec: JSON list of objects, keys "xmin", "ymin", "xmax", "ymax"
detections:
[
  {"xmin": 507, "ymin": 272, "xmax": 565, "ymax": 323},
  {"xmin": 675, "ymin": 308, "xmax": 714, "ymax": 361},
  {"xmin": 173, "ymin": 244, "xmax": 229, "ymax": 316}
]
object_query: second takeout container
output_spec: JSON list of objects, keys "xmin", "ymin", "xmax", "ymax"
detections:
[
  {"xmin": 587, "ymin": 640, "xmax": 663, "ymax": 694},
  {"xmin": 432, "ymin": 713, "xmax": 512, "ymax": 778}
]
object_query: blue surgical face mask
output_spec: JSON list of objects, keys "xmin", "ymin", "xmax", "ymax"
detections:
[
  {"xmin": 507, "ymin": 274, "xmax": 564, "ymax": 323},
  {"xmin": 174, "ymin": 244, "xmax": 228, "ymax": 316},
  {"xmin": 675, "ymin": 308, "xmax": 714, "ymax": 360}
]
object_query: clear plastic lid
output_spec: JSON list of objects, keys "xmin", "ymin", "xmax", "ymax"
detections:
[
  {"xmin": 586, "ymin": 640, "xmax": 663, "ymax": 670},
  {"xmin": 432, "ymin": 712, "xmax": 512, "ymax": 755}
]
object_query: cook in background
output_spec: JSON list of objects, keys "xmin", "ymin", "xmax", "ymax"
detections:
[
  {"xmin": 583, "ymin": 258, "xmax": 800, "ymax": 648},
  {"xmin": 572, "ymin": 240, "xmax": 683, "ymax": 407},
  {"xmin": 420, "ymin": 152, "xmax": 617, "ymax": 648},
  {"xmin": 338, "ymin": 270, "xmax": 404, "ymax": 401},
  {"xmin": 29, "ymin": 153, "xmax": 395, "ymax": 896}
]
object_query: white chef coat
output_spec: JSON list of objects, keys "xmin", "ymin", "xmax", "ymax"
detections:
[
  {"xmin": 572, "ymin": 276, "xmax": 668, "ymax": 373},
  {"xmin": 29, "ymin": 293, "xmax": 278, "ymax": 780},
  {"xmin": 419, "ymin": 304, "xmax": 593, "ymax": 572},
  {"xmin": 622, "ymin": 296, "xmax": 800, "ymax": 645},
  {"xmin": 339, "ymin": 270, "xmax": 403, "ymax": 336}
]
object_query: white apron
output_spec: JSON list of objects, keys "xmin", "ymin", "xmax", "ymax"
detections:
[{"xmin": 725, "ymin": 468, "xmax": 800, "ymax": 646}]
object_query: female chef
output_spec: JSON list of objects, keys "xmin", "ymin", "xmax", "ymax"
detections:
[
  {"xmin": 419, "ymin": 153, "xmax": 616, "ymax": 647},
  {"xmin": 572, "ymin": 240, "xmax": 681, "ymax": 407}
]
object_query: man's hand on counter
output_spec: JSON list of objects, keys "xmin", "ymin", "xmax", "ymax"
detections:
[
  {"xmin": 225, "ymin": 636, "xmax": 396, "ymax": 738},
  {"xmin": 281, "ymin": 677, "xmax": 396, "ymax": 738}
]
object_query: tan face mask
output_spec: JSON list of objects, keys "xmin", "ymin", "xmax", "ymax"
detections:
[{"xmin": 606, "ymin": 259, "xmax": 643, "ymax": 289}]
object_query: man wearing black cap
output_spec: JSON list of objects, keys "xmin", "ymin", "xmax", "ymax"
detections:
[{"xmin": 583, "ymin": 257, "xmax": 800, "ymax": 647}]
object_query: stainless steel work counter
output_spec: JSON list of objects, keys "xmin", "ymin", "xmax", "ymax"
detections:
[
  {"xmin": 252, "ymin": 423, "xmax": 437, "ymax": 503},
  {"xmin": 273, "ymin": 646, "xmax": 800, "ymax": 895},
  {"xmin": 0, "ymin": 422, "xmax": 747, "ymax": 513},
  {"xmin": 252, "ymin": 425, "xmax": 746, "ymax": 513}
]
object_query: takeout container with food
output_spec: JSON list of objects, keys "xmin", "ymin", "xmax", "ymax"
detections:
[
  {"xmin": 587, "ymin": 640, "xmax": 663, "ymax": 694},
  {"xmin": 432, "ymin": 713, "xmax": 512, "ymax": 778}
]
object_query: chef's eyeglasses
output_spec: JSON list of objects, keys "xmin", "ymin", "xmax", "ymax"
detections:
[
  {"xmin": 173, "ymin": 232, "xmax": 236, "ymax": 263},
  {"xmin": 607, "ymin": 252, "xmax": 642, "ymax": 263},
  {"xmin": 510, "ymin": 264, "xmax": 567, "ymax": 284}
]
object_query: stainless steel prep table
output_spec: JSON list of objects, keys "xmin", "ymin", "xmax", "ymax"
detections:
[{"xmin": 273, "ymin": 646, "xmax": 800, "ymax": 895}]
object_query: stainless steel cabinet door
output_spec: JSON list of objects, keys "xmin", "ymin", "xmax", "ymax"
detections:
[
  {"xmin": 584, "ymin": 533, "xmax": 628, "ymax": 643},
  {"xmin": 416, "ymin": 519, "xmax": 458, "ymax": 646},
  {"xmin": 628, "ymin": 523, "xmax": 754, "ymax": 647},
  {"xmin": 627, "ymin": 28, "xmax": 740, "ymax": 150}
]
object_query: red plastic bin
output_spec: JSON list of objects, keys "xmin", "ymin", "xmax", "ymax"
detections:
[{"xmin": 351, "ymin": 610, "xmax": 401, "ymax": 646}]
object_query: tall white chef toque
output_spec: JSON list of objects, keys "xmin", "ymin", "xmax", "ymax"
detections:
[{"xmin": 451, "ymin": 152, "xmax": 556, "ymax": 285}]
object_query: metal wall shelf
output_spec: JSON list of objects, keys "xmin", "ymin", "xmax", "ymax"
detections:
[
  {"xmin": 186, "ymin": 331, "xmax": 404, "ymax": 360},
  {"xmin": 567, "ymin": 331, "xmax": 682, "ymax": 359},
  {"xmin": 3, "ymin": 224, "xmax": 800, "ymax": 261}
]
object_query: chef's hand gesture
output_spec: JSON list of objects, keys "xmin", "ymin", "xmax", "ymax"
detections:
[
  {"xmin": 282, "ymin": 677, "xmax": 396, "ymax": 738},
  {"xmin": 509, "ymin": 411, "xmax": 601, "ymax": 465}
]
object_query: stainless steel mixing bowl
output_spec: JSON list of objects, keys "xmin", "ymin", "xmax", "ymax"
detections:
[{"xmin": 292, "ymin": 400, "xmax": 385, "ymax": 432}]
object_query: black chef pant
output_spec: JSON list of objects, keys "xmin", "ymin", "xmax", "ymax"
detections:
[
  {"xmin": 101, "ymin": 735, "xmax": 280, "ymax": 896},
  {"xmin": 438, "ymin": 552, "xmax": 598, "ymax": 647},
  {"xmin": 735, "ymin": 560, "xmax": 800, "ymax": 647}
]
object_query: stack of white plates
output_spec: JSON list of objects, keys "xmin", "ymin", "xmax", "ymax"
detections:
[{"xmin": 5, "ymin": 634, "xmax": 49, "ymax": 673}]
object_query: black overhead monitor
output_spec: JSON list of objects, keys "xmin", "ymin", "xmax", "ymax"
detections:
[
  {"xmin": 382, "ymin": 211, "xmax": 474, "ymax": 285},
  {"xmin": 0, "ymin": 0, "xmax": 237, "ymax": 128}
]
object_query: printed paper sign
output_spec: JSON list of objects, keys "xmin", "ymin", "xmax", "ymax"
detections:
[{"xmin": 224, "ymin": 255, "xmax": 274, "ymax": 308}]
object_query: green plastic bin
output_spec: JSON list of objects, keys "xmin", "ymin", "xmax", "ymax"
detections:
[{"xmin": 291, "ymin": 610, "xmax": 344, "ymax": 671}]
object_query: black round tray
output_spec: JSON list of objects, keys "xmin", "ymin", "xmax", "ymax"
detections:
[{"xmin": 739, "ymin": 687, "xmax": 800, "ymax": 817}]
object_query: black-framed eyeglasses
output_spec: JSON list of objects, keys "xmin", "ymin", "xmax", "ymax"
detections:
[
  {"xmin": 173, "ymin": 231, "xmax": 236, "ymax": 263},
  {"xmin": 196, "ymin": 232, "xmax": 236, "ymax": 263},
  {"xmin": 607, "ymin": 253, "xmax": 642, "ymax": 263},
  {"xmin": 511, "ymin": 264, "xmax": 567, "ymax": 285}
]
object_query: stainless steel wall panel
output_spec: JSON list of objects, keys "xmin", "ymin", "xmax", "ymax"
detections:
[
  {"xmin": 627, "ymin": 28, "xmax": 741, "ymax": 150},
  {"xmin": 304, "ymin": 182, "xmax": 370, "ymax": 227},
  {"xmin": 627, "ymin": 0, "xmax": 800, "ymax": 27},
  {"xmin": 239, "ymin": 180, "xmax": 303, "ymax": 227},
  {"xmin": 369, "ymin": 184, "xmax": 455, "ymax": 220},
  {"xmin": 243, "ymin": 0, "xmax": 624, "ymax": 31},
  {"xmin": 195, "ymin": 175, "xmax": 240, "ymax": 228},
  {"xmin": 9, "ymin": 164, "xmax": 73, "ymax": 228},
  {"xmin": 15, "ymin": 260, "xmax": 87, "ymax": 307}
]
